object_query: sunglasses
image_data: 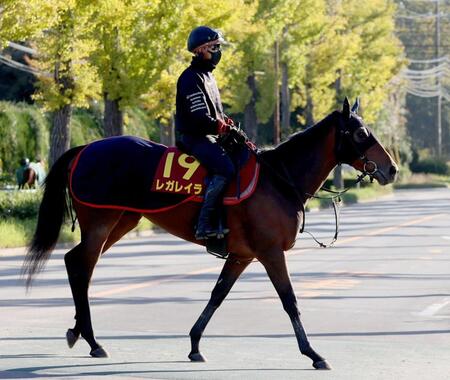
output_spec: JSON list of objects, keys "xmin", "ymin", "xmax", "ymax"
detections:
[{"xmin": 208, "ymin": 44, "xmax": 221, "ymax": 53}]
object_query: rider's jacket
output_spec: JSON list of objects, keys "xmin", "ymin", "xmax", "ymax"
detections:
[{"xmin": 175, "ymin": 56, "xmax": 224, "ymax": 137}]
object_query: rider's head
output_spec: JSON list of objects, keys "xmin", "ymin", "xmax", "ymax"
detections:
[
  {"xmin": 20, "ymin": 158, "xmax": 30, "ymax": 166},
  {"xmin": 187, "ymin": 26, "xmax": 226, "ymax": 66}
]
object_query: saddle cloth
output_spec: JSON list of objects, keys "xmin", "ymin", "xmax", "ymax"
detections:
[{"xmin": 70, "ymin": 136, "xmax": 259, "ymax": 213}]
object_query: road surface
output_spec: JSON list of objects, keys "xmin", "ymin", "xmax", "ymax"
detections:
[{"xmin": 1, "ymin": 188, "xmax": 449, "ymax": 379}]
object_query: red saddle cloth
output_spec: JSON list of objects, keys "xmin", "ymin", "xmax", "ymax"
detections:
[{"xmin": 151, "ymin": 147, "xmax": 259, "ymax": 205}]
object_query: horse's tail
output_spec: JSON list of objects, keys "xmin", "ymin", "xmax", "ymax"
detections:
[{"xmin": 23, "ymin": 146, "xmax": 84, "ymax": 288}]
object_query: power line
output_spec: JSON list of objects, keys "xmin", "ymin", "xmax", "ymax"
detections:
[
  {"xmin": 0, "ymin": 53, "xmax": 50, "ymax": 77},
  {"xmin": 7, "ymin": 42, "xmax": 37, "ymax": 55}
]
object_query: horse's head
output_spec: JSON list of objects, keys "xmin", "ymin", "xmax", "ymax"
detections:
[{"xmin": 335, "ymin": 98, "xmax": 398, "ymax": 185}]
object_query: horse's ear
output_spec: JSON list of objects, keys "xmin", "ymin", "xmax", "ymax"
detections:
[
  {"xmin": 343, "ymin": 97, "xmax": 350, "ymax": 119},
  {"xmin": 351, "ymin": 97, "xmax": 360, "ymax": 114}
]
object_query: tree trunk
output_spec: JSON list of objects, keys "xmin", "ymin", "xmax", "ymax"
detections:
[
  {"xmin": 305, "ymin": 84, "xmax": 314, "ymax": 127},
  {"xmin": 281, "ymin": 61, "xmax": 290, "ymax": 137},
  {"xmin": 104, "ymin": 94, "xmax": 124, "ymax": 137},
  {"xmin": 244, "ymin": 74, "xmax": 258, "ymax": 142},
  {"xmin": 49, "ymin": 104, "xmax": 72, "ymax": 166},
  {"xmin": 159, "ymin": 114, "xmax": 175, "ymax": 146},
  {"xmin": 49, "ymin": 53, "xmax": 74, "ymax": 167}
]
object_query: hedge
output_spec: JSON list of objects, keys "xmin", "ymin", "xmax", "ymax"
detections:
[
  {"xmin": 0, "ymin": 190, "xmax": 41, "ymax": 220},
  {"xmin": 410, "ymin": 158, "xmax": 449, "ymax": 175}
]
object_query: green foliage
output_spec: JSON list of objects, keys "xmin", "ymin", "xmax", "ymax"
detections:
[
  {"xmin": 0, "ymin": 190, "xmax": 41, "ymax": 219},
  {"xmin": 0, "ymin": 102, "xmax": 49, "ymax": 173},
  {"xmin": 125, "ymin": 107, "xmax": 160, "ymax": 141},
  {"xmin": 0, "ymin": 100, "xmax": 161, "ymax": 179},
  {"xmin": 410, "ymin": 157, "xmax": 449, "ymax": 175},
  {"xmin": 0, "ymin": 217, "xmax": 81, "ymax": 248},
  {"xmin": 0, "ymin": 217, "xmax": 36, "ymax": 248},
  {"xmin": 1, "ymin": 0, "xmax": 405, "ymax": 154},
  {"xmin": 70, "ymin": 108, "xmax": 103, "ymax": 147}
]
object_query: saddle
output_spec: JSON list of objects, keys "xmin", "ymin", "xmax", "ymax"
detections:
[{"xmin": 70, "ymin": 135, "xmax": 259, "ymax": 214}]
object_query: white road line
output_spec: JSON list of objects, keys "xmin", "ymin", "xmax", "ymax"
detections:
[{"xmin": 415, "ymin": 298, "xmax": 450, "ymax": 318}]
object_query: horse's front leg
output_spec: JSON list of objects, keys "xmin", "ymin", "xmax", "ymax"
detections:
[
  {"xmin": 189, "ymin": 256, "xmax": 250, "ymax": 362},
  {"xmin": 260, "ymin": 251, "xmax": 331, "ymax": 370}
]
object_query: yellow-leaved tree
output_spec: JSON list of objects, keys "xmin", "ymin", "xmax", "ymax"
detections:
[{"xmin": 1, "ymin": 0, "xmax": 101, "ymax": 165}]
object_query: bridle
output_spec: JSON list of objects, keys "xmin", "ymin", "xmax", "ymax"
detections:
[
  {"xmin": 296, "ymin": 112, "xmax": 385, "ymax": 247},
  {"xmin": 334, "ymin": 112, "xmax": 388, "ymax": 184}
]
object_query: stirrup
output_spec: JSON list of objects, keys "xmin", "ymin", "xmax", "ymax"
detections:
[{"xmin": 195, "ymin": 227, "xmax": 229, "ymax": 240}]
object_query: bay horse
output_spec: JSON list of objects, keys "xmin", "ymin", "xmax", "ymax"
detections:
[
  {"xmin": 18, "ymin": 166, "xmax": 37, "ymax": 189},
  {"xmin": 23, "ymin": 98, "xmax": 398, "ymax": 370}
]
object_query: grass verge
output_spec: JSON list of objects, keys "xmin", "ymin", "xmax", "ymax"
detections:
[
  {"xmin": 306, "ymin": 183, "xmax": 393, "ymax": 211},
  {"xmin": 0, "ymin": 217, "xmax": 154, "ymax": 250},
  {"xmin": 394, "ymin": 173, "xmax": 450, "ymax": 189},
  {"xmin": 0, "ymin": 218, "xmax": 81, "ymax": 249}
]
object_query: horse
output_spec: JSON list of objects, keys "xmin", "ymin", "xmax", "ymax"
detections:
[
  {"xmin": 20, "ymin": 166, "xmax": 37, "ymax": 189},
  {"xmin": 18, "ymin": 162, "xmax": 45, "ymax": 189},
  {"xmin": 22, "ymin": 98, "xmax": 398, "ymax": 370}
]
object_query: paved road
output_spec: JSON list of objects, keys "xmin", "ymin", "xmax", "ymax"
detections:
[{"xmin": 1, "ymin": 188, "xmax": 449, "ymax": 379}]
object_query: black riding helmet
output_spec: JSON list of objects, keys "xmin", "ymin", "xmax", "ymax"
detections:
[{"xmin": 187, "ymin": 26, "xmax": 226, "ymax": 52}]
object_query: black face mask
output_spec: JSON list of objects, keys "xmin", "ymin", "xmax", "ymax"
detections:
[{"xmin": 209, "ymin": 49, "xmax": 222, "ymax": 66}]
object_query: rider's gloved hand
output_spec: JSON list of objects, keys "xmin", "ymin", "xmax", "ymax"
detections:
[
  {"xmin": 217, "ymin": 119, "xmax": 231, "ymax": 135},
  {"xmin": 224, "ymin": 116, "xmax": 235, "ymax": 127}
]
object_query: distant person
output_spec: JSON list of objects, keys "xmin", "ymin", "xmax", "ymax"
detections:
[
  {"xmin": 16, "ymin": 157, "xmax": 30, "ymax": 189},
  {"xmin": 29, "ymin": 158, "xmax": 46, "ymax": 187}
]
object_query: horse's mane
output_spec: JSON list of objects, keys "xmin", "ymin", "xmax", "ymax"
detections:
[
  {"xmin": 255, "ymin": 111, "xmax": 339, "ymax": 201},
  {"xmin": 258, "ymin": 111, "xmax": 339, "ymax": 160}
]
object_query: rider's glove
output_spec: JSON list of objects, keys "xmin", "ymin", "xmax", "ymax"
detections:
[
  {"xmin": 224, "ymin": 116, "xmax": 235, "ymax": 127},
  {"xmin": 217, "ymin": 119, "xmax": 231, "ymax": 135}
]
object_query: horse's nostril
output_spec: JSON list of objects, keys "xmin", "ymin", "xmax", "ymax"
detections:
[{"xmin": 389, "ymin": 165, "xmax": 398, "ymax": 178}]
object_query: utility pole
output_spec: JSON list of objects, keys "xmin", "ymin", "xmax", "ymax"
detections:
[
  {"xmin": 436, "ymin": 0, "xmax": 442, "ymax": 156},
  {"xmin": 273, "ymin": 39, "xmax": 280, "ymax": 145}
]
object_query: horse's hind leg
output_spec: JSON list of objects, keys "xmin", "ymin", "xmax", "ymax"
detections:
[
  {"xmin": 260, "ymin": 251, "xmax": 331, "ymax": 370},
  {"xmin": 65, "ymin": 206, "xmax": 123, "ymax": 357},
  {"xmin": 189, "ymin": 256, "xmax": 250, "ymax": 362}
]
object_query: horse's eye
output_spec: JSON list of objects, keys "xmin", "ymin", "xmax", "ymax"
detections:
[{"xmin": 353, "ymin": 127, "xmax": 369, "ymax": 143}]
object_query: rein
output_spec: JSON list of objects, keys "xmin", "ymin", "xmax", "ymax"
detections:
[{"xmin": 302, "ymin": 170, "xmax": 369, "ymax": 248}]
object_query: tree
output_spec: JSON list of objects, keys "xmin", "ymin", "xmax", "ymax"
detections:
[
  {"xmin": 1, "ymin": 0, "xmax": 100, "ymax": 165},
  {"xmin": 88, "ymin": 0, "xmax": 183, "ymax": 137},
  {"xmin": 143, "ymin": 0, "xmax": 255, "ymax": 144}
]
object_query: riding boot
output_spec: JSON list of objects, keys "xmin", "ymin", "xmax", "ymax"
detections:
[{"xmin": 195, "ymin": 175, "xmax": 228, "ymax": 240}]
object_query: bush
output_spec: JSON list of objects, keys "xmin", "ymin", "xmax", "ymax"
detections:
[
  {"xmin": 410, "ymin": 157, "xmax": 449, "ymax": 175},
  {"xmin": 0, "ymin": 190, "xmax": 41, "ymax": 219},
  {"xmin": 0, "ymin": 217, "xmax": 81, "ymax": 249}
]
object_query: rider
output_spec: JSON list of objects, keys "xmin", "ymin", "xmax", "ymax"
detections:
[{"xmin": 175, "ymin": 26, "xmax": 235, "ymax": 240}]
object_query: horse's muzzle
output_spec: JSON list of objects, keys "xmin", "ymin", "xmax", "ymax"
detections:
[{"xmin": 374, "ymin": 163, "xmax": 398, "ymax": 185}]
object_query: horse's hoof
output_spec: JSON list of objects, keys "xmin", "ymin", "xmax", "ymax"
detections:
[
  {"xmin": 90, "ymin": 346, "xmax": 109, "ymax": 358},
  {"xmin": 66, "ymin": 329, "xmax": 79, "ymax": 348},
  {"xmin": 188, "ymin": 352, "xmax": 207, "ymax": 362},
  {"xmin": 313, "ymin": 360, "xmax": 332, "ymax": 370}
]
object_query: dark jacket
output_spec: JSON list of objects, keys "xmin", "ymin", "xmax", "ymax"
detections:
[{"xmin": 175, "ymin": 57, "xmax": 224, "ymax": 137}]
